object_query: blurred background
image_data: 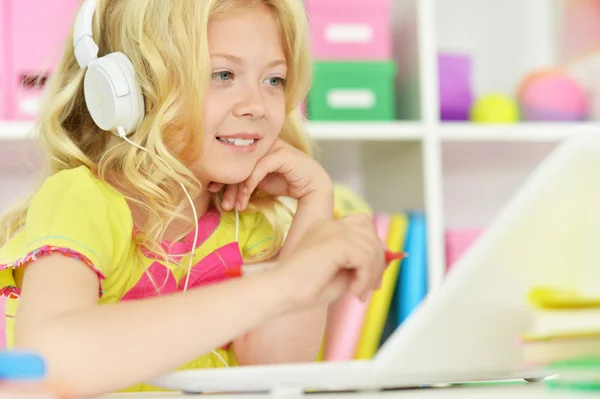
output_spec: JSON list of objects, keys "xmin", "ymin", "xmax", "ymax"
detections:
[{"xmin": 2, "ymin": 0, "xmax": 600, "ymax": 357}]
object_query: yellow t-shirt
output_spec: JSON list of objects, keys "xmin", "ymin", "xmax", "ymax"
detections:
[{"xmin": 0, "ymin": 166, "xmax": 281, "ymax": 392}]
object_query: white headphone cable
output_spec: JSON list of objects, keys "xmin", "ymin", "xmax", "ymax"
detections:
[
  {"xmin": 117, "ymin": 126, "xmax": 229, "ymax": 368},
  {"xmin": 235, "ymin": 208, "xmax": 239, "ymax": 242}
]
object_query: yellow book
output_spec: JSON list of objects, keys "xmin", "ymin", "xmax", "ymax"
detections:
[
  {"xmin": 354, "ymin": 213, "xmax": 408, "ymax": 360},
  {"xmin": 528, "ymin": 286, "xmax": 600, "ymax": 310}
]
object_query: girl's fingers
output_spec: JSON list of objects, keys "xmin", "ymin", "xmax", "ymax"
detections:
[
  {"xmin": 222, "ymin": 184, "xmax": 239, "ymax": 211},
  {"xmin": 240, "ymin": 152, "xmax": 285, "ymax": 207},
  {"xmin": 352, "ymin": 265, "xmax": 373, "ymax": 302},
  {"xmin": 344, "ymin": 245, "xmax": 373, "ymax": 300},
  {"xmin": 342, "ymin": 220, "xmax": 386, "ymax": 299},
  {"xmin": 207, "ymin": 182, "xmax": 225, "ymax": 193}
]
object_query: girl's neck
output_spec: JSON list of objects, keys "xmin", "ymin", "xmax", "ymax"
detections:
[{"xmin": 129, "ymin": 190, "xmax": 213, "ymax": 243}]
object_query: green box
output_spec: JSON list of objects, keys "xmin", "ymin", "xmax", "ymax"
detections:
[{"xmin": 307, "ymin": 61, "xmax": 397, "ymax": 121}]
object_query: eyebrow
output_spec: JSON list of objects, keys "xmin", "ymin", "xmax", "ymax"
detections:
[{"xmin": 210, "ymin": 53, "xmax": 286, "ymax": 68}]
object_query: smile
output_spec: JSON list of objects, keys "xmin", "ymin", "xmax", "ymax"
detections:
[{"xmin": 216, "ymin": 137, "xmax": 256, "ymax": 147}]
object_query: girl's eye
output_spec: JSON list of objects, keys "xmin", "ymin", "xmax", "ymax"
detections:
[
  {"xmin": 265, "ymin": 77, "xmax": 286, "ymax": 87},
  {"xmin": 213, "ymin": 71, "xmax": 234, "ymax": 81}
]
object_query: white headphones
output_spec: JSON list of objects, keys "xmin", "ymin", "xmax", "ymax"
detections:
[{"xmin": 73, "ymin": 0, "xmax": 144, "ymax": 137}]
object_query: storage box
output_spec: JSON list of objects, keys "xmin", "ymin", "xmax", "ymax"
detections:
[
  {"xmin": 0, "ymin": 0, "xmax": 9, "ymax": 120},
  {"xmin": 445, "ymin": 228, "xmax": 483, "ymax": 270},
  {"xmin": 308, "ymin": 61, "xmax": 396, "ymax": 121},
  {"xmin": 8, "ymin": 0, "xmax": 78, "ymax": 120},
  {"xmin": 438, "ymin": 53, "xmax": 472, "ymax": 121},
  {"xmin": 305, "ymin": 0, "xmax": 392, "ymax": 60}
]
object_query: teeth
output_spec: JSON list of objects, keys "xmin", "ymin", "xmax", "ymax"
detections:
[
  {"xmin": 233, "ymin": 138, "xmax": 254, "ymax": 146},
  {"xmin": 217, "ymin": 137, "xmax": 255, "ymax": 147}
]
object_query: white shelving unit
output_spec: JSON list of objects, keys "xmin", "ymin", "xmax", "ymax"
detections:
[
  {"xmin": 440, "ymin": 123, "xmax": 600, "ymax": 142},
  {"xmin": 0, "ymin": 0, "xmax": 595, "ymax": 295},
  {"xmin": 4, "ymin": 120, "xmax": 599, "ymax": 143}
]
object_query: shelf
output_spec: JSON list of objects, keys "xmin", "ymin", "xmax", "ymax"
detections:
[
  {"xmin": 306, "ymin": 121, "xmax": 423, "ymax": 141},
  {"xmin": 439, "ymin": 122, "xmax": 600, "ymax": 142},
  {"xmin": 5, "ymin": 120, "xmax": 600, "ymax": 143},
  {"xmin": 0, "ymin": 120, "xmax": 424, "ymax": 142},
  {"xmin": 0, "ymin": 121, "xmax": 36, "ymax": 140}
]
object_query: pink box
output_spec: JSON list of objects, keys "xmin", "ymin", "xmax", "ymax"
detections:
[
  {"xmin": 305, "ymin": 0, "xmax": 392, "ymax": 61},
  {"xmin": 0, "ymin": 0, "xmax": 9, "ymax": 120},
  {"xmin": 7, "ymin": 0, "xmax": 79, "ymax": 120},
  {"xmin": 445, "ymin": 229, "xmax": 483, "ymax": 270}
]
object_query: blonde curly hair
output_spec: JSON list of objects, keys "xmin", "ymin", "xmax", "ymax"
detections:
[{"xmin": 0, "ymin": 0, "xmax": 313, "ymax": 270}]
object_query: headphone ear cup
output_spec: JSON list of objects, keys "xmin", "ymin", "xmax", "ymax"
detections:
[
  {"xmin": 83, "ymin": 52, "xmax": 144, "ymax": 135},
  {"xmin": 107, "ymin": 52, "xmax": 145, "ymax": 133}
]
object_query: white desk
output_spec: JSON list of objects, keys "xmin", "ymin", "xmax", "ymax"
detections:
[{"xmin": 101, "ymin": 383, "xmax": 597, "ymax": 398}]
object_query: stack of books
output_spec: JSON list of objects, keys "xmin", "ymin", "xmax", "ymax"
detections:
[
  {"xmin": 521, "ymin": 286, "xmax": 600, "ymax": 390},
  {"xmin": 318, "ymin": 184, "xmax": 429, "ymax": 362}
]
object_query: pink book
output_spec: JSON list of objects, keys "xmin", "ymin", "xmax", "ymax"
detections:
[{"xmin": 323, "ymin": 213, "xmax": 390, "ymax": 361}]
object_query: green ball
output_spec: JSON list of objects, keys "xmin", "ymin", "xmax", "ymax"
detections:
[{"xmin": 470, "ymin": 93, "xmax": 520, "ymax": 123}]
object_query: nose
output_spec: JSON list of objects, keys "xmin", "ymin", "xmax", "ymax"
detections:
[{"xmin": 233, "ymin": 82, "xmax": 267, "ymax": 120}]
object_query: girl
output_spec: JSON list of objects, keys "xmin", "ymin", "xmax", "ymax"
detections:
[{"xmin": 0, "ymin": 0, "xmax": 387, "ymax": 397}]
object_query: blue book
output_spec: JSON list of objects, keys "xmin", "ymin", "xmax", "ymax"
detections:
[{"xmin": 397, "ymin": 211, "xmax": 428, "ymax": 325}]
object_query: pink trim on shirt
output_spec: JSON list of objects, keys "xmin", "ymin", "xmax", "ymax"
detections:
[
  {"xmin": 184, "ymin": 207, "xmax": 222, "ymax": 250},
  {"xmin": 0, "ymin": 286, "xmax": 21, "ymax": 299},
  {"xmin": 178, "ymin": 242, "xmax": 244, "ymax": 290},
  {"xmin": 0, "ymin": 245, "xmax": 105, "ymax": 297},
  {"xmin": 137, "ymin": 207, "xmax": 222, "ymax": 262},
  {"xmin": 120, "ymin": 242, "xmax": 243, "ymax": 301},
  {"xmin": 120, "ymin": 261, "xmax": 178, "ymax": 301}
]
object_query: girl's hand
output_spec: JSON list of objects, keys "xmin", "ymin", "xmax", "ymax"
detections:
[
  {"xmin": 271, "ymin": 213, "xmax": 388, "ymax": 308},
  {"xmin": 207, "ymin": 139, "xmax": 332, "ymax": 211}
]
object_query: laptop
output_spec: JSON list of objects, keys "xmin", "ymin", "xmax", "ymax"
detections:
[{"xmin": 150, "ymin": 132, "xmax": 600, "ymax": 394}]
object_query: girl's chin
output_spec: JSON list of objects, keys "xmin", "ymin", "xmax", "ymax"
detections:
[
  {"xmin": 203, "ymin": 175, "xmax": 251, "ymax": 188},
  {"xmin": 192, "ymin": 171, "xmax": 250, "ymax": 188}
]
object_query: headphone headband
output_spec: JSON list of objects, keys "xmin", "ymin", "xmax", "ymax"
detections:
[
  {"xmin": 72, "ymin": 0, "xmax": 144, "ymax": 137},
  {"xmin": 73, "ymin": 0, "xmax": 99, "ymax": 68}
]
